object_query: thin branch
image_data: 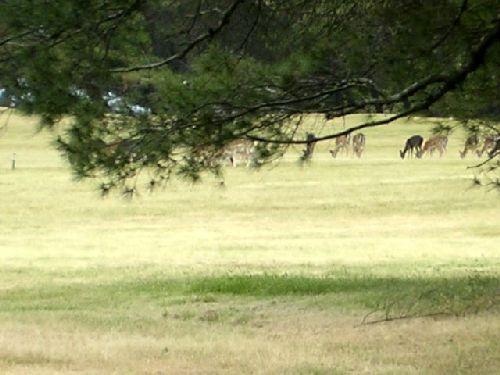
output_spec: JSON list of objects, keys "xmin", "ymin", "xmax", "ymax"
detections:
[
  {"xmin": 0, "ymin": 0, "xmax": 146, "ymax": 57},
  {"xmin": 429, "ymin": 0, "xmax": 469, "ymax": 52},
  {"xmin": 469, "ymin": 150, "xmax": 500, "ymax": 168},
  {"xmin": 110, "ymin": 0, "xmax": 246, "ymax": 73},
  {"xmin": 236, "ymin": 0, "xmax": 262, "ymax": 55},
  {"xmin": 0, "ymin": 29, "xmax": 36, "ymax": 47},
  {"xmin": 361, "ymin": 311, "xmax": 452, "ymax": 326}
]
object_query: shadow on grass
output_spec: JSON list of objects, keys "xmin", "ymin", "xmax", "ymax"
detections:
[
  {"xmin": 188, "ymin": 274, "xmax": 397, "ymax": 296},
  {"xmin": 0, "ymin": 274, "xmax": 498, "ymax": 319},
  {"xmin": 187, "ymin": 274, "xmax": 500, "ymax": 323},
  {"xmin": 187, "ymin": 274, "xmax": 498, "ymax": 296}
]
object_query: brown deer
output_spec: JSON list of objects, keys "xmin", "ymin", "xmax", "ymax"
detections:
[
  {"xmin": 476, "ymin": 136, "xmax": 496, "ymax": 157},
  {"xmin": 400, "ymin": 135, "xmax": 423, "ymax": 159},
  {"xmin": 352, "ymin": 133, "xmax": 366, "ymax": 158},
  {"xmin": 223, "ymin": 139, "xmax": 257, "ymax": 167},
  {"xmin": 329, "ymin": 134, "xmax": 351, "ymax": 158},
  {"xmin": 489, "ymin": 137, "xmax": 500, "ymax": 158},
  {"xmin": 95, "ymin": 139, "xmax": 139, "ymax": 165},
  {"xmin": 193, "ymin": 144, "xmax": 219, "ymax": 168},
  {"xmin": 417, "ymin": 135, "xmax": 447, "ymax": 158},
  {"xmin": 459, "ymin": 135, "xmax": 479, "ymax": 158},
  {"xmin": 193, "ymin": 139, "xmax": 256, "ymax": 167}
]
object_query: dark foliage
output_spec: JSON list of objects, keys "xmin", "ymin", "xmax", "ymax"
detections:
[{"xmin": 0, "ymin": 0, "xmax": 498, "ymax": 191}]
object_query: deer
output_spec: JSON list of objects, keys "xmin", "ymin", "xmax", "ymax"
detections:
[
  {"xmin": 416, "ymin": 135, "xmax": 447, "ymax": 158},
  {"xmin": 193, "ymin": 139, "xmax": 256, "ymax": 168},
  {"xmin": 476, "ymin": 136, "xmax": 497, "ymax": 157},
  {"xmin": 300, "ymin": 133, "xmax": 317, "ymax": 162},
  {"xmin": 93, "ymin": 138, "xmax": 140, "ymax": 165},
  {"xmin": 399, "ymin": 135, "xmax": 423, "ymax": 159},
  {"xmin": 459, "ymin": 134, "xmax": 479, "ymax": 158},
  {"xmin": 352, "ymin": 133, "xmax": 366, "ymax": 158},
  {"xmin": 489, "ymin": 137, "xmax": 500, "ymax": 158},
  {"xmin": 329, "ymin": 134, "xmax": 350, "ymax": 158},
  {"xmin": 223, "ymin": 139, "xmax": 257, "ymax": 167}
]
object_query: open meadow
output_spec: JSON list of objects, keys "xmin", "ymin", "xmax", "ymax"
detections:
[{"xmin": 0, "ymin": 112, "xmax": 499, "ymax": 374}]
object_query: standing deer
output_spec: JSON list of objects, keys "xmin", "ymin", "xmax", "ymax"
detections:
[
  {"xmin": 223, "ymin": 139, "xmax": 257, "ymax": 167},
  {"xmin": 476, "ymin": 136, "xmax": 496, "ymax": 157},
  {"xmin": 400, "ymin": 135, "xmax": 423, "ymax": 159},
  {"xmin": 459, "ymin": 134, "xmax": 479, "ymax": 158},
  {"xmin": 329, "ymin": 134, "xmax": 351, "ymax": 158},
  {"xmin": 300, "ymin": 133, "xmax": 316, "ymax": 162},
  {"xmin": 193, "ymin": 139, "xmax": 256, "ymax": 167},
  {"xmin": 352, "ymin": 133, "xmax": 366, "ymax": 158},
  {"xmin": 417, "ymin": 135, "xmax": 447, "ymax": 158}
]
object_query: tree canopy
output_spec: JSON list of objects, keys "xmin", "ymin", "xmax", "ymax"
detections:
[{"xmin": 0, "ymin": 0, "xmax": 499, "ymax": 192}]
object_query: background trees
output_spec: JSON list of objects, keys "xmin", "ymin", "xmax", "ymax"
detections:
[{"xmin": 0, "ymin": 0, "xmax": 498, "ymax": 191}]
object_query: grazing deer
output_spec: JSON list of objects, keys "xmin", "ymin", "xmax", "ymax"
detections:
[
  {"xmin": 489, "ymin": 137, "xmax": 500, "ymax": 158},
  {"xmin": 400, "ymin": 135, "xmax": 423, "ymax": 159},
  {"xmin": 476, "ymin": 136, "xmax": 496, "ymax": 157},
  {"xmin": 329, "ymin": 134, "xmax": 351, "ymax": 158},
  {"xmin": 193, "ymin": 145, "xmax": 219, "ymax": 168},
  {"xmin": 223, "ymin": 139, "xmax": 257, "ymax": 167},
  {"xmin": 96, "ymin": 139, "xmax": 139, "ymax": 164},
  {"xmin": 352, "ymin": 133, "xmax": 366, "ymax": 158},
  {"xmin": 417, "ymin": 135, "xmax": 447, "ymax": 158},
  {"xmin": 193, "ymin": 139, "xmax": 256, "ymax": 167},
  {"xmin": 459, "ymin": 135, "xmax": 479, "ymax": 158}
]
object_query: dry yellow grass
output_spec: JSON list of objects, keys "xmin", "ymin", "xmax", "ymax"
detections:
[{"xmin": 1, "ymin": 305, "xmax": 499, "ymax": 374}]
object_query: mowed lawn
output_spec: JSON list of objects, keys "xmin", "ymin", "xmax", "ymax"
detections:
[{"xmin": 0, "ymin": 112, "xmax": 499, "ymax": 374}]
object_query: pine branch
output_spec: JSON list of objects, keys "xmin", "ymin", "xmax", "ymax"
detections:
[{"xmin": 110, "ymin": 0, "xmax": 246, "ymax": 73}]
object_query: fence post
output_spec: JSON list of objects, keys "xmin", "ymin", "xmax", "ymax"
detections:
[{"xmin": 11, "ymin": 153, "xmax": 16, "ymax": 170}]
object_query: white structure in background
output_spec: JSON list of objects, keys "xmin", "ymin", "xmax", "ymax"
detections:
[{"xmin": 104, "ymin": 91, "xmax": 150, "ymax": 116}]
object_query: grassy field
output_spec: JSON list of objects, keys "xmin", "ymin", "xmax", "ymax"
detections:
[{"xmin": 0, "ymin": 111, "xmax": 499, "ymax": 374}]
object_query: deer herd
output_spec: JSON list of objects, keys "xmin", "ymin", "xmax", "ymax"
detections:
[
  {"xmin": 201, "ymin": 132, "xmax": 498, "ymax": 167},
  {"xmin": 458, "ymin": 134, "xmax": 498, "ymax": 159},
  {"xmin": 328, "ymin": 131, "xmax": 498, "ymax": 161},
  {"xmin": 97, "ymin": 131, "xmax": 499, "ymax": 168},
  {"xmin": 398, "ymin": 133, "xmax": 499, "ymax": 160},
  {"xmin": 399, "ymin": 134, "xmax": 500, "ymax": 159}
]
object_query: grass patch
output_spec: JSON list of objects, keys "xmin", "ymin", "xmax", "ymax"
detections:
[
  {"xmin": 1, "ymin": 274, "xmax": 498, "ymax": 322},
  {"xmin": 188, "ymin": 274, "xmax": 382, "ymax": 296},
  {"xmin": 188, "ymin": 274, "xmax": 500, "ymax": 319}
]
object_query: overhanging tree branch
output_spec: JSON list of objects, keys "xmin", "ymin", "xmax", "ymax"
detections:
[
  {"xmin": 2, "ymin": 1, "xmax": 498, "ymax": 190},
  {"xmin": 246, "ymin": 16, "xmax": 500, "ymax": 145},
  {"xmin": 110, "ymin": 0, "xmax": 246, "ymax": 73}
]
